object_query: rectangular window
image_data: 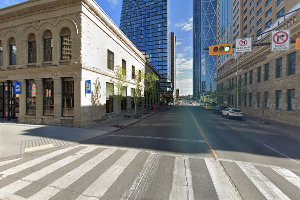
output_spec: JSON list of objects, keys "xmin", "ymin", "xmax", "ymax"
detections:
[
  {"xmin": 249, "ymin": 93, "xmax": 253, "ymax": 107},
  {"xmin": 263, "ymin": 91, "xmax": 269, "ymax": 108},
  {"xmin": 257, "ymin": 8, "xmax": 262, "ymax": 16},
  {"xmin": 106, "ymin": 82, "xmax": 114, "ymax": 113},
  {"xmin": 244, "ymin": 72, "xmax": 248, "ymax": 86},
  {"xmin": 287, "ymin": 89, "xmax": 295, "ymax": 111},
  {"xmin": 275, "ymin": 90, "xmax": 282, "ymax": 110},
  {"xmin": 249, "ymin": 70, "xmax": 253, "ymax": 84},
  {"xmin": 257, "ymin": 0, "xmax": 262, "ymax": 6},
  {"xmin": 276, "ymin": 0, "xmax": 284, "ymax": 6},
  {"xmin": 257, "ymin": 67, "xmax": 261, "ymax": 82},
  {"xmin": 43, "ymin": 79, "xmax": 54, "ymax": 115},
  {"xmin": 9, "ymin": 44, "xmax": 17, "ymax": 65},
  {"xmin": 250, "ymin": 8, "xmax": 254, "ymax": 15},
  {"xmin": 0, "ymin": 46, "xmax": 3, "ymax": 66},
  {"xmin": 61, "ymin": 36, "xmax": 72, "ymax": 60},
  {"xmin": 250, "ymin": 0, "xmax": 254, "ymax": 6},
  {"xmin": 250, "ymin": 17, "xmax": 254, "ymax": 24},
  {"xmin": 264, "ymin": 63, "xmax": 270, "ymax": 81},
  {"xmin": 62, "ymin": 78, "xmax": 74, "ymax": 116},
  {"xmin": 44, "ymin": 38, "xmax": 53, "ymax": 62},
  {"xmin": 287, "ymin": 52, "xmax": 296, "ymax": 76},
  {"xmin": 132, "ymin": 66, "xmax": 136, "ymax": 79},
  {"xmin": 265, "ymin": 0, "xmax": 272, "ymax": 7},
  {"xmin": 266, "ymin": 8, "xmax": 273, "ymax": 18},
  {"xmin": 277, "ymin": 7, "xmax": 285, "ymax": 19},
  {"xmin": 107, "ymin": 50, "xmax": 114, "ymax": 70},
  {"xmin": 257, "ymin": 18, "xmax": 262, "ymax": 26},
  {"xmin": 256, "ymin": 92, "xmax": 261, "ymax": 108},
  {"xmin": 122, "ymin": 59, "xmax": 126, "ymax": 75},
  {"xmin": 28, "ymin": 41, "xmax": 37, "ymax": 63},
  {"xmin": 265, "ymin": 19, "xmax": 272, "ymax": 29},
  {"xmin": 26, "ymin": 79, "xmax": 36, "ymax": 115},
  {"xmin": 275, "ymin": 57, "xmax": 282, "ymax": 78},
  {"xmin": 257, "ymin": 28, "xmax": 262, "ymax": 36}
]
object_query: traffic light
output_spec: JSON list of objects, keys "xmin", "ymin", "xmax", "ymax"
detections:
[
  {"xmin": 296, "ymin": 38, "xmax": 300, "ymax": 50},
  {"xmin": 209, "ymin": 44, "xmax": 233, "ymax": 56}
]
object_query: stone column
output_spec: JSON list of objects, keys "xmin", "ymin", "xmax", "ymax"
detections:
[
  {"xmin": 53, "ymin": 77, "xmax": 62, "ymax": 124},
  {"xmin": 35, "ymin": 79, "xmax": 43, "ymax": 124}
]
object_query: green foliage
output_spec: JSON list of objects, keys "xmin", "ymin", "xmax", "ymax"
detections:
[{"xmin": 113, "ymin": 65, "xmax": 128, "ymax": 100}]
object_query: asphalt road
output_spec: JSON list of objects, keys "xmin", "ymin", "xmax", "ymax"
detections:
[{"xmin": 0, "ymin": 106, "xmax": 299, "ymax": 200}]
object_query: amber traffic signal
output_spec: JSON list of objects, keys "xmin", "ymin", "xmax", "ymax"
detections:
[
  {"xmin": 209, "ymin": 44, "xmax": 233, "ymax": 56},
  {"xmin": 296, "ymin": 38, "xmax": 300, "ymax": 50}
]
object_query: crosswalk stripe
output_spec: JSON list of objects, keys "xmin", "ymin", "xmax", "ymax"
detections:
[
  {"xmin": 237, "ymin": 162, "xmax": 290, "ymax": 200},
  {"xmin": 272, "ymin": 167, "xmax": 300, "ymax": 189},
  {"xmin": 0, "ymin": 146, "xmax": 98, "ymax": 194},
  {"xmin": 169, "ymin": 157, "xmax": 194, "ymax": 200},
  {"xmin": 28, "ymin": 148, "xmax": 117, "ymax": 200},
  {"xmin": 76, "ymin": 149, "xmax": 140, "ymax": 200},
  {"xmin": 205, "ymin": 158, "xmax": 240, "ymax": 200},
  {"xmin": 121, "ymin": 153, "xmax": 160, "ymax": 200},
  {"xmin": 0, "ymin": 158, "xmax": 22, "ymax": 167},
  {"xmin": 0, "ymin": 146, "xmax": 77, "ymax": 179}
]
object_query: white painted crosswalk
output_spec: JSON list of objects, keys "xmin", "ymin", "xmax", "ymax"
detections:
[{"xmin": 0, "ymin": 145, "xmax": 299, "ymax": 200}]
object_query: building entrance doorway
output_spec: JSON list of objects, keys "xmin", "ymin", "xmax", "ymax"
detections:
[{"xmin": 0, "ymin": 81, "xmax": 19, "ymax": 120}]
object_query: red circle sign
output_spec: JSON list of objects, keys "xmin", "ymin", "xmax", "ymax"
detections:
[
  {"xmin": 239, "ymin": 40, "xmax": 248, "ymax": 46},
  {"xmin": 273, "ymin": 31, "xmax": 289, "ymax": 44}
]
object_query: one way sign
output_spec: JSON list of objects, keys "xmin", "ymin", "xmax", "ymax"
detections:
[{"xmin": 272, "ymin": 30, "xmax": 290, "ymax": 51}]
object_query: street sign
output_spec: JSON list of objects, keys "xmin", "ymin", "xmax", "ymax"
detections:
[
  {"xmin": 235, "ymin": 38, "xmax": 252, "ymax": 53},
  {"xmin": 271, "ymin": 30, "xmax": 290, "ymax": 51},
  {"xmin": 85, "ymin": 80, "xmax": 92, "ymax": 94},
  {"xmin": 14, "ymin": 82, "xmax": 22, "ymax": 95},
  {"xmin": 296, "ymin": 38, "xmax": 300, "ymax": 50}
]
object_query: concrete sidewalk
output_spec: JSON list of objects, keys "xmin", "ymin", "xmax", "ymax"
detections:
[
  {"xmin": 245, "ymin": 115, "xmax": 300, "ymax": 141},
  {"xmin": 0, "ymin": 112, "xmax": 155, "ymax": 158}
]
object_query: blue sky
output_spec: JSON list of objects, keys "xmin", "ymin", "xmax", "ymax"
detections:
[{"xmin": 0, "ymin": 0, "xmax": 193, "ymax": 95}]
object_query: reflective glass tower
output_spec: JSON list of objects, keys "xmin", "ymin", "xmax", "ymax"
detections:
[
  {"xmin": 193, "ymin": 0, "xmax": 201, "ymax": 99},
  {"xmin": 193, "ymin": 0, "xmax": 218, "ymax": 98},
  {"xmin": 120, "ymin": 0, "xmax": 170, "ymax": 80}
]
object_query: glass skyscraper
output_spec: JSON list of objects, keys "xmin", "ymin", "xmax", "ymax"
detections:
[
  {"xmin": 120, "ymin": 0, "xmax": 170, "ymax": 80},
  {"xmin": 193, "ymin": 0, "xmax": 218, "ymax": 98},
  {"xmin": 217, "ymin": 0, "xmax": 233, "ymax": 67}
]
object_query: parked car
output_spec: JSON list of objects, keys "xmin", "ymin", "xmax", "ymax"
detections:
[
  {"xmin": 213, "ymin": 106, "xmax": 228, "ymax": 115},
  {"xmin": 222, "ymin": 108, "xmax": 244, "ymax": 120}
]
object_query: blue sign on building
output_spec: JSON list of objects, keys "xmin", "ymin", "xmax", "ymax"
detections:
[
  {"xmin": 85, "ymin": 80, "xmax": 92, "ymax": 94},
  {"xmin": 14, "ymin": 82, "xmax": 22, "ymax": 95}
]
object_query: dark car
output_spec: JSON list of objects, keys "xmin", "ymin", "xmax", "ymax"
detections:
[{"xmin": 213, "ymin": 106, "xmax": 228, "ymax": 115}]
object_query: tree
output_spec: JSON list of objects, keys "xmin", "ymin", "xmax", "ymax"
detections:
[
  {"xmin": 133, "ymin": 69, "xmax": 144, "ymax": 117},
  {"xmin": 91, "ymin": 78, "xmax": 101, "ymax": 119},
  {"xmin": 144, "ymin": 72, "xmax": 159, "ymax": 109}
]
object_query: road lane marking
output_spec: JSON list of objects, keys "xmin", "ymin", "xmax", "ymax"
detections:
[
  {"xmin": 223, "ymin": 122, "xmax": 235, "ymax": 129},
  {"xmin": 108, "ymin": 135, "xmax": 205, "ymax": 143},
  {"xmin": 169, "ymin": 157, "xmax": 194, "ymax": 200},
  {"xmin": 0, "ymin": 146, "xmax": 77, "ymax": 179},
  {"xmin": 29, "ymin": 148, "xmax": 117, "ymax": 200},
  {"xmin": 187, "ymin": 109, "xmax": 218, "ymax": 159},
  {"xmin": 205, "ymin": 158, "xmax": 241, "ymax": 200},
  {"xmin": 0, "ymin": 190, "xmax": 26, "ymax": 200},
  {"xmin": 272, "ymin": 167, "xmax": 300, "ymax": 189},
  {"xmin": 77, "ymin": 149, "xmax": 140, "ymax": 199},
  {"xmin": 121, "ymin": 153, "xmax": 160, "ymax": 200},
  {"xmin": 263, "ymin": 143, "xmax": 300, "ymax": 166},
  {"xmin": 0, "ymin": 146, "xmax": 98, "ymax": 194},
  {"xmin": 0, "ymin": 158, "xmax": 22, "ymax": 167},
  {"xmin": 237, "ymin": 162, "xmax": 290, "ymax": 200}
]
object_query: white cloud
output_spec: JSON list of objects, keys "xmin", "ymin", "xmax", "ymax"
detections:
[
  {"xmin": 177, "ymin": 78, "xmax": 193, "ymax": 96},
  {"xmin": 176, "ymin": 41, "xmax": 182, "ymax": 46},
  {"xmin": 176, "ymin": 53, "xmax": 193, "ymax": 71},
  {"xmin": 175, "ymin": 17, "xmax": 193, "ymax": 32},
  {"xmin": 107, "ymin": 0, "xmax": 120, "ymax": 7}
]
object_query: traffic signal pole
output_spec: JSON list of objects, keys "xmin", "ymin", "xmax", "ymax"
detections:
[{"xmin": 236, "ymin": 55, "xmax": 239, "ymax": 109}]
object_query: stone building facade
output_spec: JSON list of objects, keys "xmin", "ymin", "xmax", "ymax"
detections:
[
  {"xmin": 217, "ymin": 10, "xmax": 300, "ymax": 125},
  {"xmin": 0, "ymin": 0, "xmax": 158, "ymax": 127}
]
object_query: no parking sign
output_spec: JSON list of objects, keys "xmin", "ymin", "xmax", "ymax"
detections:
[{"xmin": 272, "ymin": 30, "xmax": 290, "ymax": 51}]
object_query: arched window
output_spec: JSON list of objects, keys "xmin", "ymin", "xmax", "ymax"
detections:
[
  {"xmin": 43, "ymin": 30, "xmax": 53, "ymax": 62},
  {"xmin": 60, "ymin": 28, "xmax": 72, "ymax": 61},
  {"xmin": 0, "ymin": 41, "xmax": 3, "ymax": 66},
  {"xmin": 28, "ymin": 33, "xmax": 37, "ymax": 63},
  {"xmin": 9, "ymin": 37, "xmax": 16, "ymax": 65}
]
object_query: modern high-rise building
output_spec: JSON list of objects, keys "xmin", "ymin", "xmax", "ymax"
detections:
[
  {"xmin": 193, "ymin": 0, "xmax": 218, "ymax": 99},
  {"xmin": 217, "ymin": 0, "xmax": 233, "ymax": 67},
  {"xmin": 170, "ymin": 32, "xmax": 176, "ymax": 94},
  {"xmin": 233, "ymin": 0, "xmax": 298, "ymax": 42},
  {"xmin": 120, "ymin": 0, "xmax": 170, "ymax": 82},
  {"xmin": 193, "ymin": 0, "xmax": 201, "ymax": 99}
]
